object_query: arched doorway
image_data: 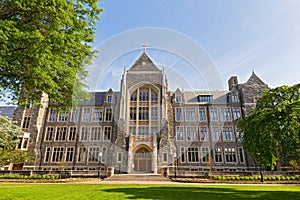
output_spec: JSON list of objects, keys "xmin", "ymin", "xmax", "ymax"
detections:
[{"xmin": 133, "ymin": 147, "xmax": 152, "ymax": 173}]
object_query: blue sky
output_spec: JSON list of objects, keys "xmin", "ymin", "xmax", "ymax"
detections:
[{"xmin": 90, "ymin": 0, "xmax": 300, "ymax": 91}]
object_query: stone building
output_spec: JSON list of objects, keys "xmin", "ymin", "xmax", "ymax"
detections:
[{"xmin": 13, "ymin": 50, "xmax": 268, "ymax": 174}]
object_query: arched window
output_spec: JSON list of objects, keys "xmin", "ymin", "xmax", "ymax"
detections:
[
  {"xmin": 151, "ymin": 90, "xmax": 158, "ymax": 102},
  {"xmin": 130, "ymin": 90, "xmax": 137, "ymax": 101},
  {"xmin": 139, "ymin": 88, "xmax": 149, "ymax": 101}
]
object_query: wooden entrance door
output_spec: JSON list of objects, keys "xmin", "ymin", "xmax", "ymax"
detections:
[{"xmin": 133, "ymin": 147, "xmax": 152, "ymax": 173}]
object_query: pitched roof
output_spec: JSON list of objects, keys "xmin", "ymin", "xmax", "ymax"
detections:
[
  {"xmin": 0, "ymin": 106, "xmax": 16, "ymax": 120},
  {"xmin": 246, "ymin": 71, "xmax": 266, "ymax": 85},
  {"xmin": 128, "ymin": 52, "xmax": 161, "ymax": 72}
]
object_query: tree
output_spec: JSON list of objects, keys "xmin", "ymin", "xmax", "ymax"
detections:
[
  {"xmin": 0, "ymin": 0, "xmax": 102, "ymax": 109},
  {"xmin": 0, "ymin": 115, "xmax": 29, "ymax": 166},
  {"xmin": 236, "ymin": 83, "xmax": 300, "ymax": 170}
]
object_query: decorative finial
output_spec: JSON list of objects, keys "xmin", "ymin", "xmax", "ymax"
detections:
[{"xmin": 142, "ymin": 43, "xmax": 147, "ymax": 52}]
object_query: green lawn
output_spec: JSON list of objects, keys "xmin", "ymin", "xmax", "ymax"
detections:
[{"xmin": 0, "ymin": 183, "xmax": 299, "ymax": 200}]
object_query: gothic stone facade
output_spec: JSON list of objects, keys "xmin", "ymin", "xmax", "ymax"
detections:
[{"xmin": 14, "ymin": 51, "xmax": 268, "ymax": 174}]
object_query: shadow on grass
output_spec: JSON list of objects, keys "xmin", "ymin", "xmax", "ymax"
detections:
[{"xmin": 103, "ymin": 186, "xmax": 300, "ymax": 200}]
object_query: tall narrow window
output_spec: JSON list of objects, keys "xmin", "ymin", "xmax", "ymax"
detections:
[
  {"xmin": 163, "ymin": 152, "xmax": 168, "ymax": 163},
  {"xmin": 117, "ymin": 152, "xmax": 122, "ymax": 162},
  {"xmin": 82, "ymin": 108, "xmax": 91, "ymax": 122},
  {"xmin": 104, "ymin": 126, "xmax": 111, "ymax": 140},
  {"xmin": 71, "ymin": 109, "xmax": 79, "ymax": 122},
  {"xmin": 185, "ymin": 107, "xmax": 196, "ymax": 121},
  {"xmin": 176, "ymin": 127, "xmax": 184, "ymax": 141},
  {"xmin": 102, "ymin": 147, "xmax": 107, "ymax": 163},
  {"xmin": 223, "ymin": 127, "xmax": 234, "ymax": 141},
  {"xmin": 151, "ymin": 90, "xmax": 158, "ymax": 102},
  {"xmin": 130, "ymin": 107, "xmax": 137, "ymax": 120},
  {"xmin": 22, "ymin": 117, "xmax": 30, "ymax": 129},
  {"xmin": 68, "ymin": 127, "xmax": 77, "ymax": 141},
  {"xmin": 44, "ymin": 147, "xmax": 51, "ymax": 162},
  {"xmin": 58, "ymin": 110, "xmax": 69, "ymax": 122},
  {"xmin": 238, "ymin": 147, "xmax": 245, "ymax": 163},
  {"xmin": 55, "ymin": 127, "xmax": 67, "ymax": 141},
  {"xmin": 233, "ymin": 108, "xmax": 241, "ymax": 120},
  {"xmin": 45, "ymin": 127, "xmax": 54, "ymax": 141},
  {"xmin": 48, "ymin": 110, "xmax": 57, "ymax": 122},
  {"xmin": 175, "ymin": 107, "xmax": 183, "ymax": 121},
  {"xmin": 151, "ymin": 107, "xmax": 158, "ymax": 120},
  {"xmin": 180, "ymin": 147, "xmax": 185, "ymax": 163},
  {"xmin": 151, "ymin": 126, "xmax": 158, "ymax": 135},
  {"xmin": 225, "ymin": 147, "xmax": 237, "ymax": 163},
  {"xmin": 77, "ymin": 147, "xmax": 87, "ymax": 162},
  {"xmin": 214, "ymin": 147, "xmax": 223, "ymax": 163},
  {"xmin": 220, "ymin": 108, "xmax": 231, "ymax": 121},
  {"xmin": 198, "ymin": 107, "xmax": 206, "ymax": 121},
  {"xmin": 93, "ymin": 108, "xmax": 103, "ymax": 121},
  {"xmin": 139, "ymin": 88, "xmax": 149, "ymax": 101},
  {"xmin": 89, "ymin": 147, "xmax": 100, "ymax": 162},
  {"xmin": 65, "ymin": 147, "xmax": 74, "ymax": 162},
  {"xmin": 138, "ymin": 126, "xmax": 149, "ymax": 136},
  {"xmin": 212, "ymin": 127, "xmax": 220, "ymax": 141},
  {"xmin": 80, "ymin": 127, "xmax": 90, "ymax": 141},
  {"xmin": 52, "ymin": 147, "xmax": 64, "ymax": 162},
  {"xmin": 201, "ymin": 147, "xmax": 209, "ymax": 162},
  {"xmin": 175, "ymin": 94, "xmax": 182, "ymax": 103},
  {"xmin": 210, "ymin": 108, "xmax": 218, "ymax": 121},
  {"xmin": 129, "ymin": 126, "xmax": 136, "ymax": 135},
  {"xmin": 139, "ymin": 107, "xmax": 149, "ymax": 120},
  {"xmin": 91, "ymin": 127, "xmax": 101, "ymax": 141},
  {"xmin": 107, "ymin": 95, "xmax": 112, "ymax": 103},
  {"xmin": 199, "ymin": 127, "xmax": 208, "ymax": 141},
  {"xmin": 105, "ymin": 108, "xmax": 112, "ymax": 121},
  {"xmin": 187, "ymin": 147, "xmax": 199, "ymax": 162},
  {"xmin": 130, "ymin": 91, "xmax": 137, "ymax": 101}
]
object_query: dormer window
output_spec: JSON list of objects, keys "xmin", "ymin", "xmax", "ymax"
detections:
[
  {"xmin": 198, "ymin": 95, "xmax": 213, "ymax": 103},
  {"xmin": 175, "ymin": 94, "xmax": 182, "ymax": 103},
  {"xmin": 231, "ymin": 95, "xmax": 239, "ymax": 103},
  {"xmin": 107, "ymin": 95, "xmax": 112, "ymax": 103}
]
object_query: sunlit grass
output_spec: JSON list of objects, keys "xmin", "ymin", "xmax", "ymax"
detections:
[{"xmin": 0, "ymin": 183, "xmax": 299, "ymax": 200}]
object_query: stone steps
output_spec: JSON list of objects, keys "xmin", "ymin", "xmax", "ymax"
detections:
[{"xmin": 104, "ymin": 174, "xmax": 170, "ymax": 181}]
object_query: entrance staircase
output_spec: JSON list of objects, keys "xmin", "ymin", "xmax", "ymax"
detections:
[{"xmin": 104, "ymin": 174, "xmax": 170, "ymax": 182}]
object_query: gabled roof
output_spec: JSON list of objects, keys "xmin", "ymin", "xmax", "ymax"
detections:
[
  {"xmin": 0, "ymin": 106, "xmax": 16, "ymax": 120},
  {"xmin": 246, "ymin": 71, "xmax": 266, "ymax": 85},
  {"xmin": 128, "ymin": 52, "xmax": 161, "ymax": 72}
]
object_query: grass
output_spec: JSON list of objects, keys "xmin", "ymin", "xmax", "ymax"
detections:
[{"xmin": 0, "ymin": 183, "xmax": 300, "ymax": 200}]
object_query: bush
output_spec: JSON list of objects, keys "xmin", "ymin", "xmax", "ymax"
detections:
[{"xmin": 276, "ymin": 176, "xmax": 281, "ymax": 181}]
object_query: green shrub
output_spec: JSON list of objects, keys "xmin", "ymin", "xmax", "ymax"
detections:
[
  {"xmin": 276, "ymin": 176, "xmax": 281, "ymax": 181},
  {"xmin": 236, "ymin": 177, "xmax": 240, "ymax": 181},
  {"xmin": 281, "ymin": 176, "xmax": 286, "ymax": 181}
]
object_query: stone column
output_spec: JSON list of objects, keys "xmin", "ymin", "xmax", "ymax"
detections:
[{"xmin": 152, "ymin": 135, "xmax": 158, "ymax": 174}]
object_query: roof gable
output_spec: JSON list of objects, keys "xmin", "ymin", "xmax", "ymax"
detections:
[
  {"xmin": 128, "ymin": 52, "xmax": 161, "ymax": 72},
  {"xmin": 246, "ymin": 71, "xmax": 266, "ymax": 85}
]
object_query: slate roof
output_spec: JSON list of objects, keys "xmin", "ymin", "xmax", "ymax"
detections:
[{"xmin": 0, "ymin": 106, "xmax": 16, "ymax": 120}]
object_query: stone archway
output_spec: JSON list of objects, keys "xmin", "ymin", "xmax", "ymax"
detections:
[{"xmin": 133, "ymin": 146, "xmax": 152, "ymax": 173}]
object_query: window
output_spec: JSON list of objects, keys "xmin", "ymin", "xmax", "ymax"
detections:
[
  {"xmin": 198, "ymin": 107, "xmax": 206, "ymax": 121},
  {"xmin": 82, "ymin": 108, "xmax": 91, "ymax": 122},
  {"xmin": 80, "ymin": 127, "xmax": 90, "ymax": 141},
  {"xmin": 212, "ymin": 127, "xmax": 220, "ymax": 141},
  {"xmin": 52, "ymin": 147, "xmax": 64, "ymax": 162},
  {"xmin": 93, "ymin": 108, "xmax": 103, "ymax": 121},
  {"xmin": 175, "ymin": 94, "xmax": 182, "ymax": 103},
  {"xmin": 22, "ymin": 117, "xmax": 30, "ymax": 129},
  {"xmin": 71, "ymin": 109, "xmax": 79, "ymax": 122},
  {"xmin": 58, "ymin": 110, "xmax": 69, "ymax": 122},
  {"xmin": 130, "ymin": 91, "xmax": 137, "ymax": 101},
  {"xmin": 91, "ymin": 127, "xmax": 101, "ymax": 141},
  {"xmin": 163, "ymin": 152, "xmax": 168, "ymax": 163},
  {"xmin": 151, "ymin": 107, "xmax": 158, "ymax": 120},
  {"xmin": 223, "ymin": 127, "xmax": 234, "ymax": 141},
  {"xmin": 138, "ymin": 126, "xmax": 149, "ymax": 136},
  {"xmin": 151, "ymin": 126, "xmax": 158, "ymax": 135},
  {"xmin": 101, "ymin": 147, "xmax": 107, "ymax": 163},
  {"xmin": 238, "ymin": 147, "xmax": 245, "ymax": 163},
  {"xmin": 220, "ymin": 107, "xmax": 231, "ymax": 121},
  {"xmin": 201, "ymin": 147, "xmax": 209, "ymax": 162},
  {"xmin": 89, "ymin": 147, "xmax": 100, "ymax": 162},
  {"xmin": 198, "ymin": 95, "xmax": 213, "ymax": 102},
  {"xmin": 233, "ymin": 108, "xmax": 241, "ymax": 120},
  {"xmin": 210, "ymin": 108, "xmax": 218, "ymax": 121},
  {"xmin": 65, "ymin": 147, "xmax": 74, "ymax": 162},
  {"xmin": 45, "ymin": 127, "xmax": 54, "ymax": 141},
  {"xmin": 139, "ymin": 88, "xmax": 149, "ymax": 101},
  {"xmin": 231, "ymin": 95, "xmax": 239, "ymax": 103},
  {"xmin": 175, "ymin": 107, "xmax": 183, "ymax": 121},
  {"xmin": 68, "ymin": 127, "xmax": 77, "ymax": 141},
  {"xmin": 188, "ymin": 147, "xmax": 199, "ymax": 162},
  {"xmin": 105, "ymin": 108, "xmax": 112, "ymax": 121},
  {"xmin": 117, "ymin": 152, "xmax": 122, "ymax": 162},
  {"xmin": 180, "ymin": 147, "xmax": 185, "ymax": 163},
  {"xmin": 48, "ymin": 110, "xmax": 57, "ymax": 122},
  {"xmin": 186, "ymin": 127, "xmax": 197, "ymax": 141},
  {"xmin": 104, "ymin": 126, "xmax": 111, "ymax": 140},
  {"xmin": 130, "ymin": 107, "xmax": 137, "ymax": 120},
  {"xmin": 77, "ymin": 147, "xmax": 87, "ymax": 162},
  {"xmin": 17, "ymin": 137, "xmax": 28, "ymax": 150},
  {"xmin": 176, "ymin": 127, "xmax": 184, "ymax": 141},
  {"xmin": 107, "ymin": 95, "xmax": 112, "ymax": 103},
  {"xmin": 129, "ymin": 126, "xmax": 136, "ymax": 135},
  {"xmin": 55, "ymin": 127, "xmax": 67, "ymax": 141},
  {"xmin": 199, "ymin": 127, "xmax": 208, "ymax": 141},
  {"xmin": 139, "ymin": 107, "xmax": 149, "ymax": 120},
  {"xmin": 44, "ymin": 147, "xmax": 51, "ymax": 162},
  {"xmin": 151, "ymin": 90, "xmax": 158, "ymax": 102},
  {"xmin": 214, "ymin": 147, "xmax": 222, "ymax": 163},
  {"xmin": 225, "ymin": 148, "xmax": 237, "ymax": 163},
  {"xmin": 185, "ymin": 107, "xmax": 196, "ymax": 121},
  {"xmin": 236, "ymin": 130, "xmax": 243, "ymax": 142}
]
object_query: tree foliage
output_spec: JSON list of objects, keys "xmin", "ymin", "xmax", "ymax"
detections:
[
  {"xmin": 237, "ymin": 83, "xmax": 300, "ymax": 170},
  {"xmin": 0, "ymin": 0, "xmax": 102, "ymax": 109},
  {"xmin": 0, "ymin": 115, "xmax": 30, "ymax": 165}
]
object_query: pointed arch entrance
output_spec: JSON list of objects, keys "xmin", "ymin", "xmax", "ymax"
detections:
[{"xmin": 133, "ymin": 145, "xmax": 152, "ymax": 173}]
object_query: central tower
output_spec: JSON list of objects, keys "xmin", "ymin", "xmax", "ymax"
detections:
[{"xmin": 118, "ymin": 49, "xmax": 169, "ymax": 173}]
